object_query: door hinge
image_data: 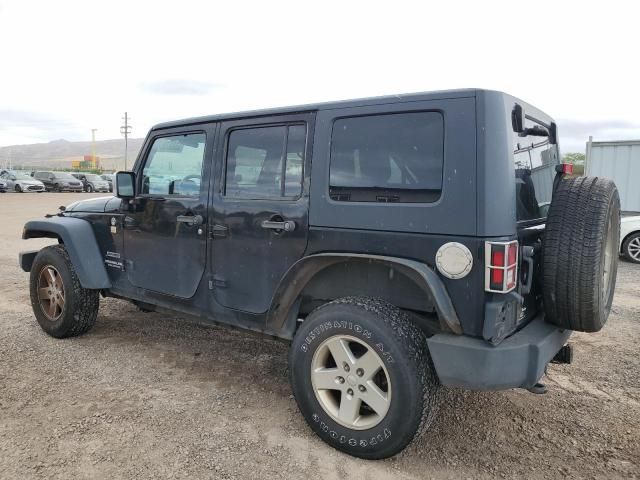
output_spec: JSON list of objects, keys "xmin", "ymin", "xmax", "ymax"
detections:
[{"xmin": 208, "ymin": 224, "xmax": 229, "ymax": 238}]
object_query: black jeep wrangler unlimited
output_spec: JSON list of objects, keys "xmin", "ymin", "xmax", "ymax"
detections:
[{"xmin": 20, "ymin": 89, "xmax": 620, "ymax": 459}]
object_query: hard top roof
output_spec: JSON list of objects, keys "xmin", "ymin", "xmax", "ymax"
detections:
[{"xmin": 152, "ymin": 88, "xmax": 481, "ymax": 131}]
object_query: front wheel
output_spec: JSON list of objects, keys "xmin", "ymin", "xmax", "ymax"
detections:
[
  {"xmin": 290, "ymin": 297, "xmax": 440, "ymax": 459},
  {"xmin": 86, "ymin": 184, "xmax": 93, "ymax": 193},
  {"xmin": 622, "ymin": 232, "xmax": 640, "ymax": 264},
  {"xmin": 15, "ymin": 184, "xmax": 22, "ymax": 193},
  {"xmin": 29, "ymin": 245, "xmax": 99, "ymax": 338}
]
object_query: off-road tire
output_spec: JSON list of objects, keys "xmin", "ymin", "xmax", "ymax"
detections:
[
  {"xmin": 15, "ymin": 184, "xmax": 22, "ymax": 193},
  {"xmin": 290, "ymin": 296, "xmax": 440, "ymax": 459},
  {"xmin": 622, "ymin": 232, "xmax": 640, "ymax": 264},
  {"xmin": 543, "ymin": 176, "xmax": 620, "ymax": 332},
  {"xmin": 29, "ymin": 245, "xmax": 99, "ymax": 338}
]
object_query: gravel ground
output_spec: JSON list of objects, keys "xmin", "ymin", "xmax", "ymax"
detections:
[{"xmin": 0, "ymin": 192, "xmax": 639, "ymax": 479}]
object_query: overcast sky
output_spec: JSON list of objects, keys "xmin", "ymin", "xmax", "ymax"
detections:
[{"xmin": 1, "ymin": 0, "xmax": 638, "ymax": 153}]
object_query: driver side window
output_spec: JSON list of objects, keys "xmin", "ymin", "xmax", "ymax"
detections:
[{"xmin": 141, "ymin": 133, "xmax": 206, "ymax": 196}]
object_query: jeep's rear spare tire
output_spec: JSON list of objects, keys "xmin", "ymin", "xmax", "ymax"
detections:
[{"xmin": 543, "ymin": 176, "xmax": 620, "ymax": 332}]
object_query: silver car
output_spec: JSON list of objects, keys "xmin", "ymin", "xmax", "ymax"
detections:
[{"xmin": 0, "ymin": 171, "xmax": 45, "ymax": 192}]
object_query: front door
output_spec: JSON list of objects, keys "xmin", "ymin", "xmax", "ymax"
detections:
[
  {"xmin": 123, "ymin": 126, "xmax": 213, "ymax": 298},
  {"xmin": 210, "ymin": 113, "xmax": 313, "ymax": 314}
]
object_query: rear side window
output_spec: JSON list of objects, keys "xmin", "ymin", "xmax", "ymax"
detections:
[
  {"xmin": 512, "ymin": 116, "xmax": 559, "ymax": 222},
  {"xmin": 225, "ymin": 124, "xmax": 305, "ymax": 199},
  {"xmin": 329, "ymin": 112, "xmax": 444, "ymax": 203}
]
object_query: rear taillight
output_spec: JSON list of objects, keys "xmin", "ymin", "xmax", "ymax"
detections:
[{"xmin": 485, "ymin": 241, "xmax": 518, "ymax": 293}]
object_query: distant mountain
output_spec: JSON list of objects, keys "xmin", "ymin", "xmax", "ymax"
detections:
[{"xmin": 0, "ymin": 137, "xmax": 145, "ymax": 171}]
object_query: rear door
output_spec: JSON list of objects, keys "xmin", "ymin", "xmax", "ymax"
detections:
[
  {"xmin": 210, "ymin": 113, "xmax": 313, "ymax": 314},
  {"xmin": 122, "ymin": 125, "xmax": 214, "ymax": 298}
]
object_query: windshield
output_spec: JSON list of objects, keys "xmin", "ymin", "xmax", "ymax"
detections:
[
  {"xmin": 85, "ymin": 174, "xmax": 102, "ymax": 181},
  {"xmin": 55, "ymin": 172, "xmax": 77, "ymax": 180},
  {"xmin": 511, "ymin": 109, "xmax": 559, "ymax": 222},
  {"xmin": 15, "ymin": 174, "xmax": 33, "ymax": 180}
]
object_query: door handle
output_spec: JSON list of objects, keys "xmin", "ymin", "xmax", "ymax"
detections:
[
  {"xmin": 177, "ymin": 214, "xmax": 204, "ymax": 226},
  {"xmin": 261, "ymin": 219, "xmax": 296, "ymax": 232}
]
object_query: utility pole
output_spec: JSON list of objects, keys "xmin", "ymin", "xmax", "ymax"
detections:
[
  {"xmin": 120, "ymin": 112, "xmax": 132, "ymax": 170},
  {"xmin": 91, "ymin": 129, "xmax": 98, "ymax": 170}
]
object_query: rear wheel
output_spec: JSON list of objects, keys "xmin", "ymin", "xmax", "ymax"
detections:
[
  {"xmin": 543, "ymin": 176, "xmax": 620, "ymax": 332},
  {"xmin": 290, "ymin": 297, "xmax": 440, "ymax": 459},
  {"xmin": 29, "ymin": 245, "xmax": 99, "ymax": 338},
  {"xmin": 622, "ymin": 232, "xmax": 640, "ymax": 264}
]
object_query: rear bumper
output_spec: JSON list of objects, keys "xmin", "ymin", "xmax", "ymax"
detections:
[{"xmin": 427, "ymin": 314, "xmax": 571, "ymax": 390}]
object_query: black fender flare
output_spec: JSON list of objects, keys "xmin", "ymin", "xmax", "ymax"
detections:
[
  {"xmin": 266, "ymin": 253, "xmax": 462, "ymax": 337},
  {"xmin": 21, "ymin": 217, "xmax": 111, "ymax": 289}
]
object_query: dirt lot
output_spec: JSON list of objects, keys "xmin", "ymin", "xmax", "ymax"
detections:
[{"xmin": 0, "ymin": 192, "xmax": 638, "ymax": 479}]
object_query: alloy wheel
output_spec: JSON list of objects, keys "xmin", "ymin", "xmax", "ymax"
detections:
[
  {"xmin": 602, "ymin": 217, "xmax": 617, "ymax": 302},
  {"xmin": 311, "ymin": 335, "xmax": 391, "ymax": 430},
  {"xmin": 37, "ymin": 265, "xmax": 65, "ymax": 321}
]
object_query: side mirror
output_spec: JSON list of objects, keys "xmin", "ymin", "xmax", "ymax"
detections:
[
  {"xmin": 115, "ymin": 171, "xmax": 136, "ymax": 198},
  {"xmin": 512, "ymin": 103, "xmax": 525, "ymax": 133}
]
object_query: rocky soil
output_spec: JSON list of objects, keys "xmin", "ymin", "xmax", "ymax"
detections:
[{"xmin": 0, "ymin": 193, "xmax": 638, "ymax": 479}]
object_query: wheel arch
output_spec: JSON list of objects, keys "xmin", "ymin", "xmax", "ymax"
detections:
[
  {"xmin": 266, "ymin": 253, "xmax": 461, "ymax": 338},
  {"xmin": 21, "ymin": 217, "xmax": 111, "ymax": 289},
  {"xmin": 621, "ymin": 229, "xmax": 640, "ymax": 253}
]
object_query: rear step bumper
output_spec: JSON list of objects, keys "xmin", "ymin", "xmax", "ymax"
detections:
[{"xmin": 426, "ymin": 314, "xmax": 571, "ymax": 390}]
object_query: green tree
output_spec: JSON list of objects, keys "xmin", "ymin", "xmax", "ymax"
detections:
[{"xmin": 562, "ymin": 152, "xmax": 585, "ymax": 165}]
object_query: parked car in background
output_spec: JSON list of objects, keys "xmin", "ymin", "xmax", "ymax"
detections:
[
  {"xmin": 621, "ymin": 215, "xmax": 640, "ymax": 264},
  {"xmin": 71, "ymin": 173, "xmax": 111, "ymax": 193},
  {"xmin": 100, "ymin": 174, "xmax": 114, "ymax": 192},
  {"xmin": 0, "ymin": 171, "xmax": 46, "ymax": 192},
  {"xmin": 33, "ymin": 171, "xmax": 84, "ymax": 192}
]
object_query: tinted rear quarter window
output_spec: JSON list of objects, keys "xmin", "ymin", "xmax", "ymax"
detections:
[
  {"xmin": 512, "ymin": 116, "xmax": 559, "ymax": 222},
  {"xmin": 225, "ymin": 124, "xmax": 305, "ymax": 199},
  {"xmin": 329, "ymin": 112, "xmax": 444, "ymax": 203}
]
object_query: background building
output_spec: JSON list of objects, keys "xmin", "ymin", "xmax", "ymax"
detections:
[
  {"xmin": 71, "ymin": 155, "xmax": 101, "ymax": 170},
  {"xmin": 586, "ymin": 137, "xmax": 640, "ymax": 213}
]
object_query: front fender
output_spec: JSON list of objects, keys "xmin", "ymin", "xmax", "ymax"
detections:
[
  {"xmin": 21, "ymin": 216, "xmax": 111, "ymax": 289},
  {"xmin": 267, "ymin": 253, "xmax": 462, "ymax": 337}
]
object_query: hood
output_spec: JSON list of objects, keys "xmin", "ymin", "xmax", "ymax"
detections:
[
  {"xmin": 64, "ymin": 196, "xmax": 121, "ymax": 213},
  {"xmin": 19, "ymin": 179, "xmax": 44, "ymax": 186},
  {"xmin": 621, "ymin": 215, "xmax": 640, "ymax": 224}
]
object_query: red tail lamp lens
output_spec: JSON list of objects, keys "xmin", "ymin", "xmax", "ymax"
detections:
[
  {"xmin": 491, "ymin": 247, "xmax": 505, "ymax": 267},
  {"xmin": 507, "ymin": 243, "xmax": 518, "ymax": 265},
  {"xmin": 486, "ymin": 241, "xmax": 519, "ymax": 293},
  {"xmin": 491, "ymin": 268, "xmax": 504, "ymax": 286}
]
